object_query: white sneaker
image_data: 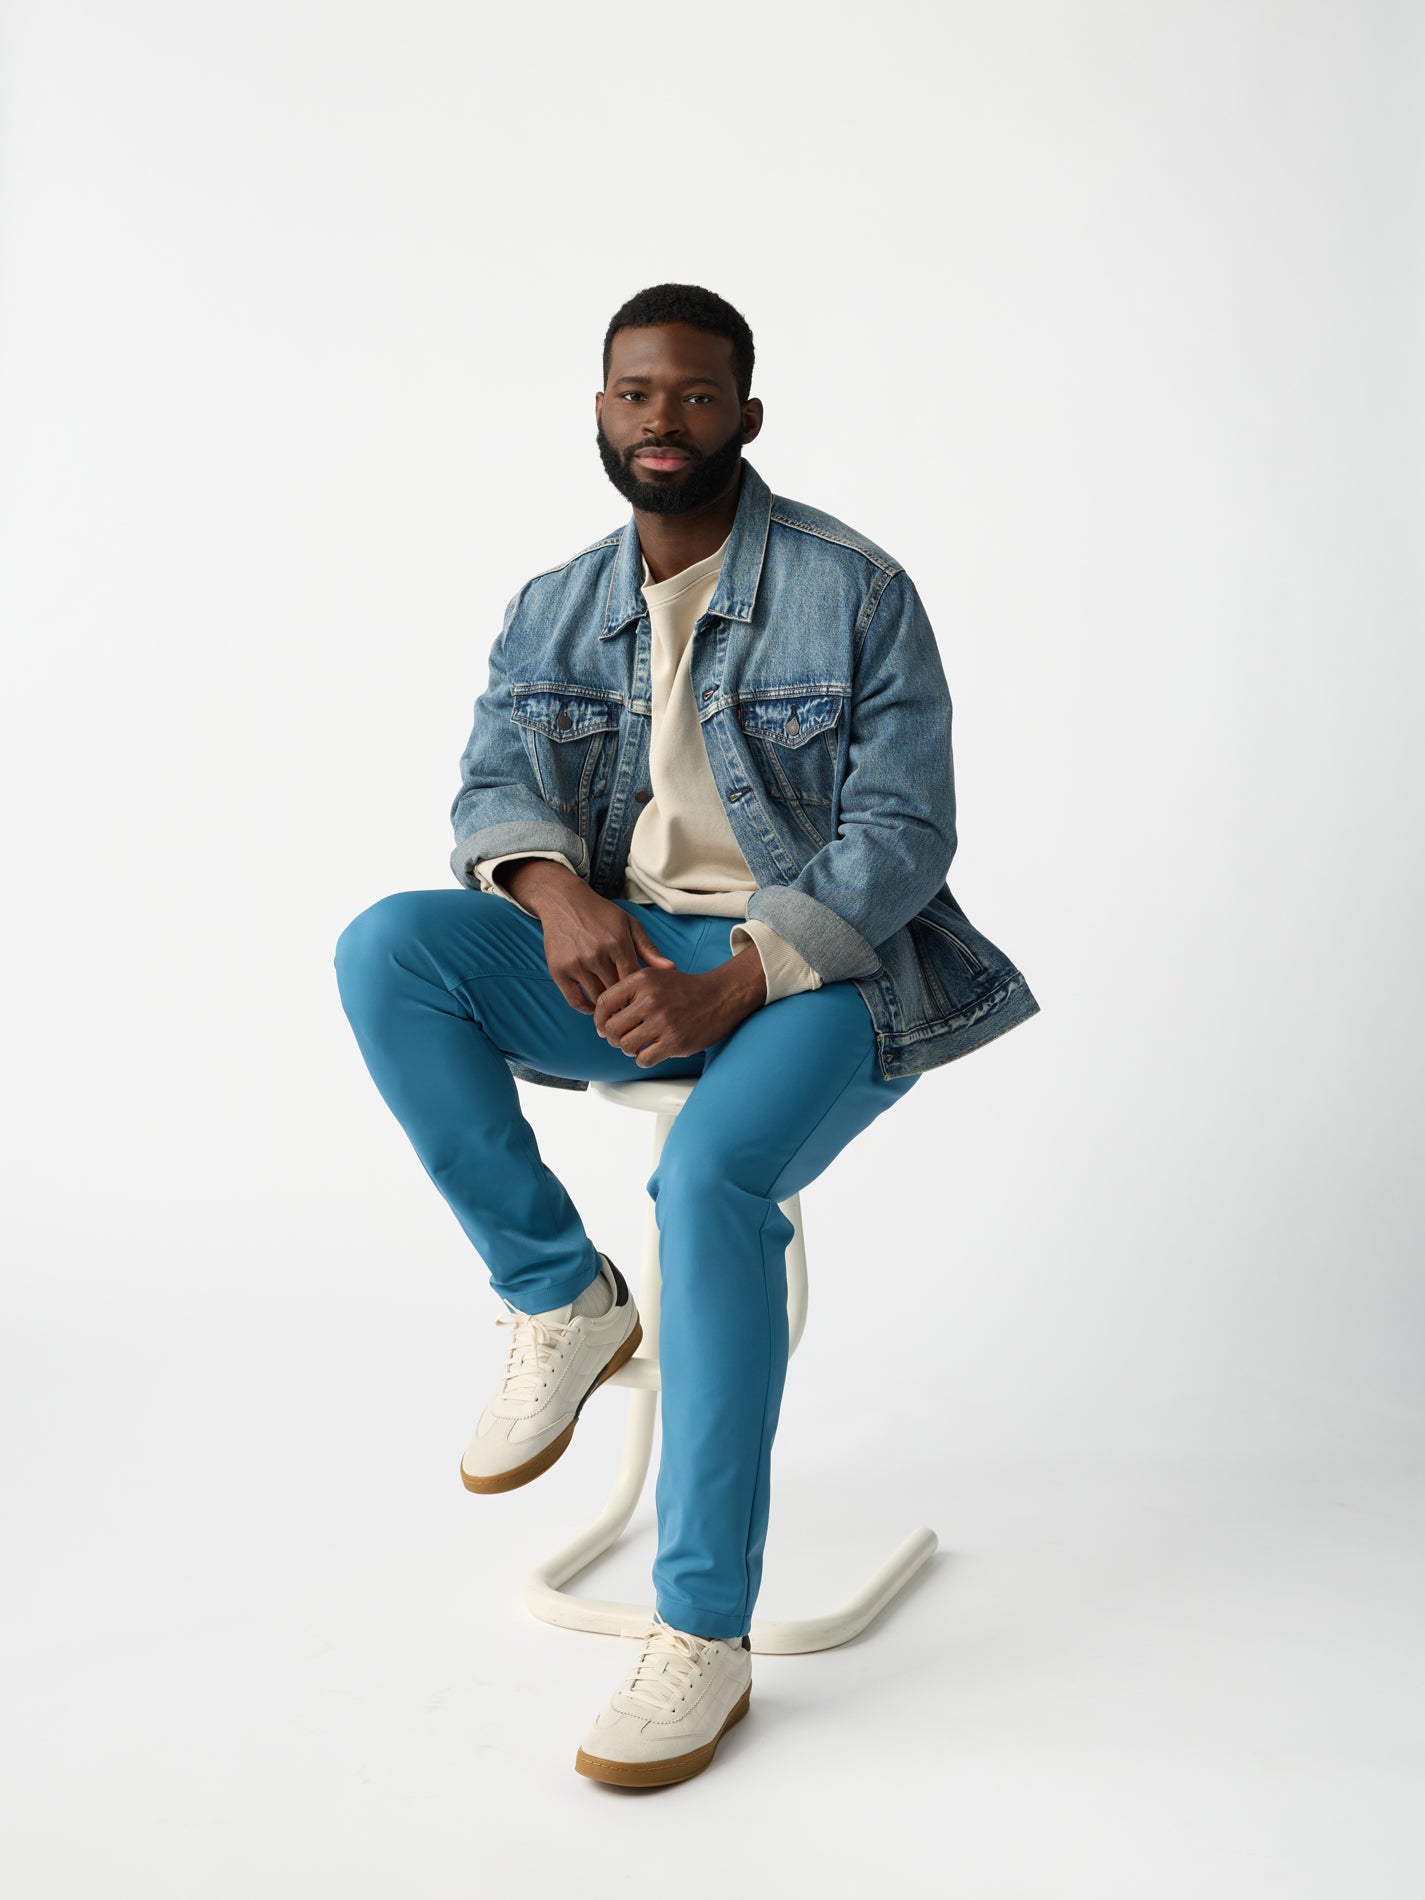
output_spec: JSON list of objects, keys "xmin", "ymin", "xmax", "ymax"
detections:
[
  {"xmin": 459, "ymin": 1252, "xmax": 641, "ymax": 1495},
  {"xmin": 574, "ymin": 1612, "xmax": 753, "ymax": 1787}
]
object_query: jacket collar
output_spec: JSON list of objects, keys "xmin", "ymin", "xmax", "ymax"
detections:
[{"xmin": 599, "ymin": 456, "xmax": 774, "ymax": 638}]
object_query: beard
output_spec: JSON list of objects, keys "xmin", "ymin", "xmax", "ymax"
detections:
[{"xmin": 595, "ymin": 415, "xmax": 745, "ymax": 515}]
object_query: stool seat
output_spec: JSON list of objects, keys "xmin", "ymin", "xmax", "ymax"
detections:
[
  {"xmin": 520, "ymin": 1072, "xmax": 938, "ymax": 1654},
  {"xmin": 590, "ymin": 1076, "xmax": 697, "ymax": 1115}
]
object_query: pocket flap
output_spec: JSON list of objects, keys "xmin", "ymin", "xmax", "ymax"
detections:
[
  {"xmin": 511, "ymin": 683, "xmax": 622, "ymax": 741},
  {"xmin": 736, "ymin": 691, "xmax": 844, "ymax": 746}
]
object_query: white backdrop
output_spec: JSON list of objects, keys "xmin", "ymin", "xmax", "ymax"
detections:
[{"xmin": 2, "ymin": 2, "xmax": 1421, "ymax": 1894}]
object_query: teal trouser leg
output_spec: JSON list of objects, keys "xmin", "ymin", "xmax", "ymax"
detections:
[
  {"xmin": 333, "ymin": 887, "xmax": 918, "ymax": 1639},
  {"xmin": 334, "ymin": 889, "xmax": 713, "ymax": 1314},
  {"xmin": 646, "ymin": 981, "xmax": 917, "ymax": 1638}
]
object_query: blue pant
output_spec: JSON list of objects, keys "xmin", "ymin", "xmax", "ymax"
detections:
[{"xmin": 333, "ymin": 889, "xmax": 919, "ymax": 1640}]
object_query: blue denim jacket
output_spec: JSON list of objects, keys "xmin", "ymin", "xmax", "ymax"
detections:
[{"xmin": 449, "ymin": 458, "xmax": 1040, "ymax": 1090}]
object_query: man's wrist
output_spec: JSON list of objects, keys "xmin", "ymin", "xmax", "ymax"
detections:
[
  {"xmin": 499, "ymin": 857, "xmax": 588, "ymax": 917},
  {"xmin": 711, "ymin": 943, "xmax": 768, "ymax": 1013}
]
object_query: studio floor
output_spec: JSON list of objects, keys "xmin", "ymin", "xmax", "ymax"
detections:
[{"xmin": 4, "ymin": 1277, "xmax": 1422, "ymax": 1899}]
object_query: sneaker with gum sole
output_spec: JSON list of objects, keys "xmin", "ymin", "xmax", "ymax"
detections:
[
  {"xmin": 574, "ymin": 1612, "xmax": 753, "ymax": 1787},
  {"xmin": 459, "ymin": 1251, "xmax": 641, "ymax": 1495}
]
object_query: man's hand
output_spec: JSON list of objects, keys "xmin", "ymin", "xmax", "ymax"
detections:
[
  {"xmin": 497, "ymin": 857, "xmax": 767, "ymax": 1063},
  {"xmin": 593, "ymin": 946, "xmax": 766, "ymax": 1066},
  {"xmin": 500, "ymin": 858, "xmax": 671, "ymax": 1010}
]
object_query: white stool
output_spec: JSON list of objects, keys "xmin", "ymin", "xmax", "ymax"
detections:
[{"xmin": 521, "ymin": 1074, "xmax": 938, "ymax": 1655}]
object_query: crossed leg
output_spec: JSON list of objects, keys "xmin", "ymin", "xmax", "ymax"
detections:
[{"xmin": 333, "ymin": 885, "xmax": 920, "ymax": 1637}]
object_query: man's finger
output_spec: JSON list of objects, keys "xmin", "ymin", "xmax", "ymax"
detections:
[
  {"xmin": 631, "ymin": 925, "xmax": 675, "ymax": 968},
  {"xmin": 593, "ymin": 973, "xmax": 631, "ymax": 1029},
  {"xmin": 601, "ymin": 995, "xmax": 648, "ymax": 1046},
  {"xmin": 585, "ymin": 949, "xmax": 622, "ymax": 996},
  {"xmin": 609, "ymin": 937, "xmax": 643, "ymax": 983},
  {"xmin": 603, "ymin": 998, "xmax": 648, "ymax": 1045},
  {"xmin": 574, "ymin": 957, "xmax": 614, "ymax": 1010},
  {"xmin": 555, "ymin": 976, "xmax": 595, "ymax": 1013}
]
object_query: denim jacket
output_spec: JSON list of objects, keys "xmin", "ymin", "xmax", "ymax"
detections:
[{"xmin": 449, "ymin": 458, "xmax": 1040, "ymax": 1090}]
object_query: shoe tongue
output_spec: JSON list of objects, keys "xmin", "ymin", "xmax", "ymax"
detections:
[{"xmin": 530, "ymin": 1299, "xmax": 575, "ymax": 1325}]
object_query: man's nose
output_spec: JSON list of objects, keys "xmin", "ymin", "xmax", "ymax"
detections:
[{"xmin": 640, "ymin": 398, "xmax": 686, "ymax": 438}]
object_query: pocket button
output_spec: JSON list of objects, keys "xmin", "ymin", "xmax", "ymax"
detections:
[
  {"xmin": 785, "ymin": 712, "xmax": 801, "ymax": 737},
  {"xmin": 554, "ymin": 711, "xmax": 572, "ymax": 731}
]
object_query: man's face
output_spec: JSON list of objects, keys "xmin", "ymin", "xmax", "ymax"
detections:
[{"xmin": 595, "ymin": 321, "xmax": 752, "ymax": 515}]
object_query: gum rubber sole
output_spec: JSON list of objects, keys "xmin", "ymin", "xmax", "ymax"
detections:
[
  {"xmin": 574, "ymin": 1682, "xmax": 752, "ymax": 1787},
  {"xmin": 460, "ymin": 1317, "xmax": 644, "ymax": 1495}
]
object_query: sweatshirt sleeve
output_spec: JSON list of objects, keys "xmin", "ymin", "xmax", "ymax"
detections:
[{"xmin": 729, "ymin": 919, "xmax": 825, "ymax": 1004}]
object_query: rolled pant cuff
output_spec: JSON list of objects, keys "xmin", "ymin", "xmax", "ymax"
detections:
[
  {"xmin": 491, "ymin": 1242, "xmax": 601, "ymax": 1316},
  {"xmin": 654, "ymin": 1592, "xmax": 750, "ymax": 1643}
]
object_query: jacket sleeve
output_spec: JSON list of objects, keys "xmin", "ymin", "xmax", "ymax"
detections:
[
  {"xmin": 742, "ymin": 567, "xmax": 956, "ymax": 982},
  {"xmin": 449, "ymin": 590, "xmax": 593, "ymax": 888}
]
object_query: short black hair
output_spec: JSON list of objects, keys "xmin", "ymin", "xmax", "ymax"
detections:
[{"xmin": 602, "ymin": 283, "xmax": 755, "ymax": 406}]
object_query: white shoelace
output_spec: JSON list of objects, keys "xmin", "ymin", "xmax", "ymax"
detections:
[
  {"xmin": 494, "ymin": 1306, "xmax": 571, "ymax": 1403},
  {"xmin": 623, "ymin": 1613, "xmax": 722, "ymax": 1712}
]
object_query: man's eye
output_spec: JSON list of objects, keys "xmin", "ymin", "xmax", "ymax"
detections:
[{"xmin": 617, "ymin": 392, "xmax": 715, "ymax": 402}]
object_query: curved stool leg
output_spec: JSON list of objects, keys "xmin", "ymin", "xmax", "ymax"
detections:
[{"xmin": 521, "ymin": 1089, "xmax": 939, "ymax": 1652}]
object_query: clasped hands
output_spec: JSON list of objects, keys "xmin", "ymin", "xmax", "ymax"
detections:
[
  {"xmin": 590, "ymin": 952, "xmax": 761, "ymax": 1068},
  {"xmin": 501, "ymin": 859, "xmax": 765, "ymax": 1068}
]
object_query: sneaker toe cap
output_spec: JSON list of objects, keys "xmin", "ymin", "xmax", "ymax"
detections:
[
  {"xmin": 580, "ymin": 1705, "xmax": 650, "ymax": 1757},
  {"xmin": 460, "ymin": 1415, "xmax": 522, "ymax": 1478},
  {"xmin": 461, "ymin": 1408, "xmax": 570, "ymax": 1479}
]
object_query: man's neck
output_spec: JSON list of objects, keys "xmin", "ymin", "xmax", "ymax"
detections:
[{"xmin": 635, "ymin": 463, "xmax": 743, "ymax": 585}]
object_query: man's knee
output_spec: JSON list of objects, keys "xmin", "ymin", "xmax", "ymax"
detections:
[
  {"xmin": 648, "ymin": 1125, "xmax": 747, "ymax": 1213},
  {"xmin": 333, "ymin": 891, "xmax": 432, "ymax": 1002}
]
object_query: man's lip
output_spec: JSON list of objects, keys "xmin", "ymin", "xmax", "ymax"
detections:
[{"xmin": 634, "ymin": 449, "xmax": 691, "ymax": 466}]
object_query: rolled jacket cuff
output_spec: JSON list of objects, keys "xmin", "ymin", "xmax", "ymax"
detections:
[
  {"xmin": 744, "ymin": 885, "xmax": 883, "ymax": 983},
  {"xmin": 451, "ymin": 818, "xmax": 589, "ymax": 888}
]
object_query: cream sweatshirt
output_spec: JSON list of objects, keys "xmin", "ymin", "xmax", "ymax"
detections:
[{"xmin": 472, "ymin": 532, "xmax": 823, "ymax": 1005}]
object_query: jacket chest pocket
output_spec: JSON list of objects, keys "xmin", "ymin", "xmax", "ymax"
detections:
[
  {"xmin": 734, "ymin": 688, "xmax": 845, "ymax": 809},
  {"xmin": 510, "ymin": 683, "xmax": 623, "ymax": 813}
]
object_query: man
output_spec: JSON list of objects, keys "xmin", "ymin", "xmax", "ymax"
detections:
[{"xmin": 334, "ymin": 282, "xmax": 1039, "ymax": 1788}]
